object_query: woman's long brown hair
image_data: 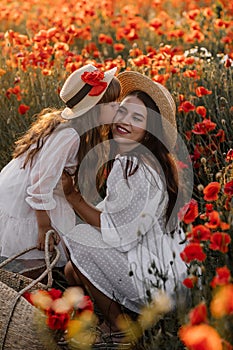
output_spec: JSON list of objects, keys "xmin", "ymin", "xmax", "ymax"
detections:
[{"xmin": 114, "ymin": 90, "xmax": 180, "ymax": 232}]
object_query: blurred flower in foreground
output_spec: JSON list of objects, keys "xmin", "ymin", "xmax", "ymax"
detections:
[
  {"xmin": 23, "ymin": 287, "xmax": 97, "ymax": 349},
  {"xmin": 210, "ymin": 284, "xmax": 233, "ymax": 318},
  {"xmin": 179, "ymin": 324, "xmax": 223, "ymax": 350},
  {"xmin": 117, "ymin": 292, "xmax": 172, "ymax": 345},
  {"xmin": 189, "ymin": 302, "xmax": 207, "ymax": 325},
  {"xmin": 210, "ymin": 266, "xmax": 231, "ymax": 288}
]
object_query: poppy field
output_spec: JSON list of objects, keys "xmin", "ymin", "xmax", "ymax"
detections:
[{"xmin": 0, "ymin": 0, "xmax": 233, "ymax": 349}]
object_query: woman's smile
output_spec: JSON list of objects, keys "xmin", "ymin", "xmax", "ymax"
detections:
[{"xmin": 115, "ymin": 124, "xmax": 131, "ymax": 135}]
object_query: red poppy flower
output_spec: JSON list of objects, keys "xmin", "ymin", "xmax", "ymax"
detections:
[
  {"xmin": 23, "ymin": 291, "xmax": 33, "ymax": 304},
  {"xmin": 225, "ymin": 149, "xmax": 233, "ymax": 162},
  {"xmin": 98, "ymin": 33, "xmax": 113, "ymax": 45},
  {"xmin": 210, "ymin": 284, "xmax": 233, "ymax": 318},
  {"xmin": 187, "ymin": 225, "xmax": 211, "ymax": 242},
  {"xmin": 195, "ymin": 86, "xmax": 212, "ymax": 97},
  {"xmin": 185, "ymin": 131, "xmax": 192, "ymax": 141},
  {"xmin": 6, "ymin": 85, "xmax": 21, "ymax": 100},
  {"xmin": 179, "ymin": 324, "xmax": 222, "ymax": 350},
  {"xmin": 178, "ymin": 101, "xmax": 195, "ymax": 113},
  {"xmin": 81, "ymin": 70, "xmax": 107, "ymax": 96},
  {"xmin": 149, "ymin": 18, "xmax": 162, "ymax": 30},
  {"xmin": 183, "ymin": 276, "xmax": 198, "ymax": 289},
  {"xmin": 225, "ymin": 58, "xmax": 232, "ymax": 68},
  {"xmin": 113, "ymin": 43, "xmax": 125, "ymax": 52},
  {"xmin": 192, "ymin": 119, "xmax": 216, "ymax": 135},
  {"xmin": 77, "ymin": 295, "xmax": 94, "ymax": 313},
  {"xmin": 220, "ymin": 221, "xmax": 230, "ymax": 230},
  {"xmin": 200, "ymin": 203, "xmax": 214, "ymax": 220},
  {"xmin": 181, "ymin": 199, "xmax": 199, "ymax": 224},
  {"xmin": 185, "ymin": 57, "xmax": 195, "ymax": 65},
  {"xmin": 205, "ymin": 210, "xmax": 221, "ymax": 229},
  {"xmin": 187, "ymin": 9, "xmax": 200, "ymax": 20},
  {"xmin": 196, "ymin": 106, "xmax": 207, "ymax": 118},
  {"xmin": 225, "ymin": 197, "xmax": 231, "ymax": 211},
  {"xmin": 203, "ymin": 182, "xmax": 221, "ymax": 201},
  {"xmin": 224, "ymin": 180, "xmax": 233, "ymax": 197},
  {"xmin": 180, "ymin": 243, "xmax": 206, "ymax": 263},
  {"xmin": 210, "ymin": 266, "xmax": 231, "ymax": 288},
  {"xmin": 214, "ymin": 129, "xmax": 225, "ymax": 142},
  {"xmin": 133, "ymin": 55, "xmax": 151, "ymax": 67},
  {"xmin": 189, "ymin": 303, "xmax": 207, "ymax": 325},
  {"xmin": 192, "ymin": 145, "xmax": 201, "ymax": 160},
  {"xmin": 209, "ymin": 232, "xmax": 231, "ymax": 253},
  {"xmin": 46, "ymin": 309, "xmax": 70, "ymax": 331},
  {"xmin": 18, "ymin": 104, "xmax": 30, "ymax": 115},
  {"xmin": 48, "ymin": 288, "xmax": 63, "ymax": 300},
  {"xmin": 205, "ymin": 203, "xmax": 214, "ymax": 214},
  {"xmin": 127, "ymin": 28, "xmax": 139, "ymax": 41},
  {"xmin": 183, "ymin": 69, "xmax": 198, "ymax": 78}
]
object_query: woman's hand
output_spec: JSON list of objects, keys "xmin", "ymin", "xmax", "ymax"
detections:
[{"xmin": 62, "ymin": 170, "xmax": 77, "ymax": 197}]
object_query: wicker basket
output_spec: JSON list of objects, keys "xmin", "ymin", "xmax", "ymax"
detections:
[{"xmin": 0, "ymin": 231, "xmax": 61, "ymax": 350}]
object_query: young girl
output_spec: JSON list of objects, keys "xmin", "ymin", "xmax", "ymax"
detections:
[
  {"xmin": 0, "ymin": 64, "xmax": 120, "ymax": 265},
  {"xmin": 62, "ymin": 71, "xmax": 188, "ymax": 337}
]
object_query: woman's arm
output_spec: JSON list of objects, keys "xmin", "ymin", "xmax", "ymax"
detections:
[{"xmin": 62, "ymin": 171, "xmax": 101, "ymax": 228}]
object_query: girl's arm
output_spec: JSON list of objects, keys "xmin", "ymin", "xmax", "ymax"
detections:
[
  {"xmin": 62, "ymin": 171, "xmax": 101, "ymax": 228},
  {"xmin": 36, "ymin": 210, "xmax": 60, "ymax": 251}
]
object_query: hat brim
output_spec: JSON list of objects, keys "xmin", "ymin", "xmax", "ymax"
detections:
[
  {"xmin": 117, "ymin": 71, "xmax": 177, "ymax": 149},
  {"xmin": 61, "ymin": 67, "xmax": 117, "ymax": 120}
]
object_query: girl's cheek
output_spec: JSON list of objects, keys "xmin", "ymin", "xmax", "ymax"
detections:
[{"xmin": 98, "ymin": 105, "xmax": 113, "ymax": 124}]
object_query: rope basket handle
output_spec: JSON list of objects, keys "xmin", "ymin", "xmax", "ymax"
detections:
[
  {"xmin": 0, "ymin": 230, "xmax": 61, "ymax": 291},
  {"xmin": 0, "ymin": 231, "xmax": 61, "ymax": 350}
]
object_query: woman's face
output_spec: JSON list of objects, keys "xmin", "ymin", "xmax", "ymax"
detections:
[
  {"xmin": 112, "ymin": 95, "xmax": 147, "ymax": 151},
  {"xmin": 98, "ymin": 102, "xmax": 119, "ymax": 125}
]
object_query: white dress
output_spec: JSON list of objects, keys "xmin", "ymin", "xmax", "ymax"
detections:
[
  {"xmin": 64, "ymin": 155, "xmax": 187, "ymax": 314},
  {"xmin": 0, "ymin": 126, "xmax": 80, "ymax": 265}
]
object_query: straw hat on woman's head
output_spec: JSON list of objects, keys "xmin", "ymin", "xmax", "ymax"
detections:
[
  {"xmin": 117, "ymin": 71, "xmax": 177, "ymax": 149},
  {"xmin": 60, "ymin": 64, "xmax": 117, "ymax": 120}
]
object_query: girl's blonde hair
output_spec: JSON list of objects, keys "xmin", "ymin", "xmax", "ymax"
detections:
[
  {"xmin": 13, "ymin": 76, "xmax": 121, "ymax": 200},
  {"xmin": 13, "ymin": 108, "xmax": 66, "ymax": 167}
]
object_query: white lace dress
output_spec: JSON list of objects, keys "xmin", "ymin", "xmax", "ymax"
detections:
[
  {"xmin": 0, "ymin": 127, "xmax": 80, "ymax": 265},
  {"xmin": 64, "ymin": 155, "xmax": 187, "ymax": 314}
]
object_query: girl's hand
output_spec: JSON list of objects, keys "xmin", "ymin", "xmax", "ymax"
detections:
[
  {"xmin": 62, "ymin": 170, "xmax": 77, "ymax": 197},
  {"xmin": 37, "ymin": 227, "xmax": 60, "ymax": 252},
  {"xmin": 36, "ymin": 210, "xmax": 60, "ymax": 252}
]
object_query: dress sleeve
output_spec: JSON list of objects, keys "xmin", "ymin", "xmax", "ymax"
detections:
[
  {"xmin": 26, "ymin": 128, "xmax": 79, "ymax": 210},
  {"xmin": 100, "ymin": 156, "xmax": 165, "ymax": 252}
]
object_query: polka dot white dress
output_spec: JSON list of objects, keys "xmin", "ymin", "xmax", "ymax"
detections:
[{"xmin": 64, "ymin": 155, "xmax": 187, "ymax": 314}]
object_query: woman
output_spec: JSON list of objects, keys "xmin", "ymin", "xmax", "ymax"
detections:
[
  {"xmin": 0, "ymin": 64, "xmax": 120, "ymax": 267},
  {"xmin": 62, "ymin": 71, "xmax": 187, "ymax": 337}
]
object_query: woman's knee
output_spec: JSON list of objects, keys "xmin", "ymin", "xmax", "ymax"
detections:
[{"xmin": 64, "ymin": 261, "xmax": 76, "ymax": 285}]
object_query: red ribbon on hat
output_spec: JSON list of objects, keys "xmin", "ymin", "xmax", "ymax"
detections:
[{"xmin": 81, "ymin": 70, "xmax": 107, "ymax": 96}]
